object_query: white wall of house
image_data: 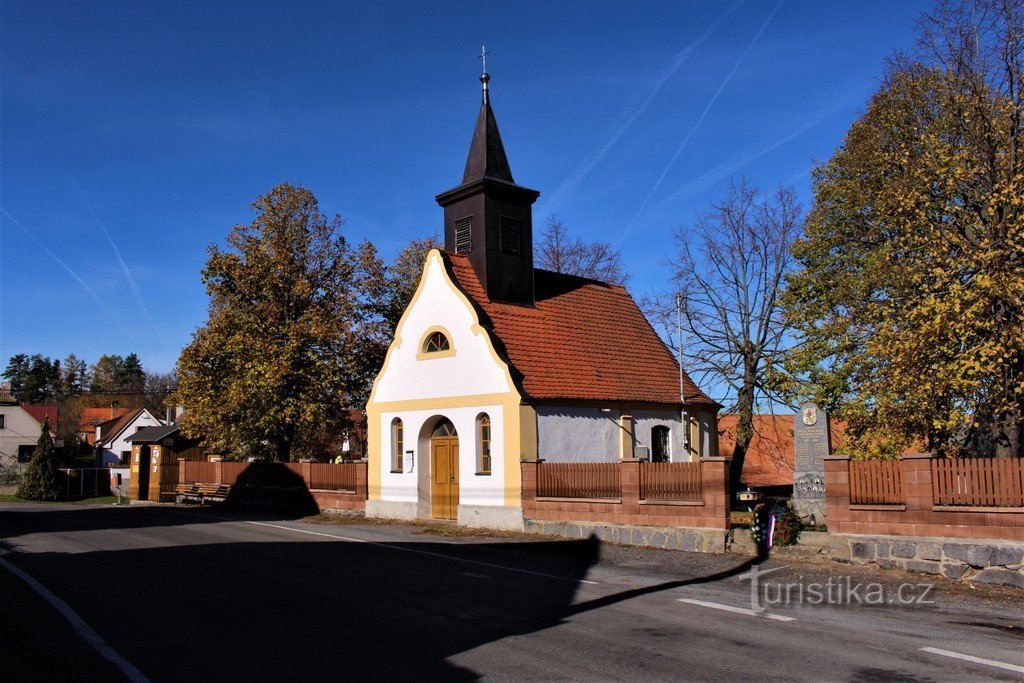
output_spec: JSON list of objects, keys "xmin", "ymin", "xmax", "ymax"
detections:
[
  {"xmin": 0, "ymin": 407, "xmax": 49, "ymax": 467},
  {"xmin": 97, "ymin": 410, "xmax": 163, "ymax": 467}
]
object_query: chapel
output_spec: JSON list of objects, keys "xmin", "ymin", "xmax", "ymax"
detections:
[{"xmin": 365, "ymin": 66, "xmax": 719, "ymax": 529}]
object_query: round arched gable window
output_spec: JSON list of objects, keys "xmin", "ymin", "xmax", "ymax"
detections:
[{"xmin": 417, "ymin": 327, "xmax": 456, "ymax": 359}]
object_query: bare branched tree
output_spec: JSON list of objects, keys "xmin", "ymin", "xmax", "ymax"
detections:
[
  {"xmin": 648, "ymin": 179, "xmax": 800, "ymax": 484},
  {"xmin": 537, "ymin": 216, "xmax": 630, "ymax": 286}
]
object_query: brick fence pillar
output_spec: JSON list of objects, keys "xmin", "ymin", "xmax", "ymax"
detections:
[
  {"xmin": 354, "ymin": 460, "xmax": 368, "ymax": 500},
  {"xmin": 900, "ymin": 452, "xmax": 935, "ymax": 515},
  {"xmin": 213, "ymin": 458, "xmax": 224, "ymax": 485},
  {"xmin": 178, "ymin": 458, "xmax": 186, "ymax": 484},
  {"xmin": 700, "ymin": 457, "xmax": 730, "ymax": 529},
  {"xmin": 620, "ymin": 458, "xmax": 640, "ymax": 515},
  {"xmin": 520, "ymin": 460, "xmax": 541, "ymax": 516},
  {"xmin": 823, "ymin": 455, "xmax": 851, "ymax": 532}
]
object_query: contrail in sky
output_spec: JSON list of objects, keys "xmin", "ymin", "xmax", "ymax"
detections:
[
  {"xmin": 1, "ymin": 207, "xmax": 145, "ymax": 346},
  {"xmin": 72, "ymin": 179, "xmax": 169, "ymax": 347},
  {"xmin": 539, "ymin": 0, "xmax": 743, "ymax": 217},
  {"xmin": 618, "ymin": 0, "xmax": 785, "ymax": 242}
]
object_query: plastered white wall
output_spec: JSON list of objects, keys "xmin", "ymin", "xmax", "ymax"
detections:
[{"xmin": 536, "ymin": 406, "xmax": 622, "ymax": 462}]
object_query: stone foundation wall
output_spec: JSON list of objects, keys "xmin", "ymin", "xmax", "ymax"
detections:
[
  {"xmin": 829, "ymin": 534, "xmax": 1024, "ymax": 588},
  {"xmin": 524, "ymin": 519, "xmax": 733, "ymax": 553}
]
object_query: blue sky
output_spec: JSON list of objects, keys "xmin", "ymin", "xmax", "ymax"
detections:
[{"xmin": 1, "ymin": 0, "xmax": 930, "ymax": 377}]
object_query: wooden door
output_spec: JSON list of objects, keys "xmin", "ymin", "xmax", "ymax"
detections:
[{"xmin": 431, "ymin": 437, "xmax": 460, "ymax": 519}]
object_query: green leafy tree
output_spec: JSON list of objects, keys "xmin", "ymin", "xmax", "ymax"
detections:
[
  {"xmin": 17, "ymin": 417, "xmax": 61, "ymax": 501},
  {"xmin": 3, "ymin": 354, "xmax": 60, "ymax": 403},
  {"xmin": 784, "ymin": 0, "xmax": 1024, "ymax": 458},
  {"xmin": 173, "ymin": 183, "xmax": 374, "ymax": 461}
]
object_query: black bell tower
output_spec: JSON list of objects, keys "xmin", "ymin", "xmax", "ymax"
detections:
[{"xmin": 436, "ymin": 55, "xmax": 540, "ymax": 305}]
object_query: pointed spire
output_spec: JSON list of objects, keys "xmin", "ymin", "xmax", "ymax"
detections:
[{"xmin": 462, "ymin": 48, "xmax": 514, "ymax": 183}]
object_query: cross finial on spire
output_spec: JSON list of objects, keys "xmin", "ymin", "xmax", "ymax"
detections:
[{"xmin": 478, "ymin": 45, "xmax": 491, "ymax": 103}]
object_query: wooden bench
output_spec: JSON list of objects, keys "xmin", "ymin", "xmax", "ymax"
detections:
[{"xmin": 175, "ymin": 482, "xmax": 232, "ymax": 506}]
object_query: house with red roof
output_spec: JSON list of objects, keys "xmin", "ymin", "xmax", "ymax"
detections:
[
  {"xmin": 365, "ymin": 74, "xmax": 719, "ymax": 529},
  {"xmin": 0, "ymin": 388, "xmax": 58, "ymax": 466}
]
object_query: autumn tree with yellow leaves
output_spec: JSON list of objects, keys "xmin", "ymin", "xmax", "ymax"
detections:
[
  {"xmin": 784, "ymin": 0, "xmax": 1024, "ymax": 458},
  {"xmin": 173, "ymin": 184, "xmax": 383, "ymax": 461}
]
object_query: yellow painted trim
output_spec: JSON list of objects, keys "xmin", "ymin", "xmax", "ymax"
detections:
[
  {"xmin": 371, "ymin": 392, "xmax": 517, "ymax": 412},
  {"xmin": 415, "ymin": 325, "xmax": 457, "ymax": 360}
]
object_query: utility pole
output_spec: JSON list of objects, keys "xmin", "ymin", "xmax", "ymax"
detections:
[{"xmin": 677, "ymin": 293, "xmax": 691, "ymax": 460}]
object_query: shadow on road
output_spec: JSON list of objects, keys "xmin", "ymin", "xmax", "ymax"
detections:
[{"xmin": 0, "ymin": 504, "xmax": 765, "ymax": 680}]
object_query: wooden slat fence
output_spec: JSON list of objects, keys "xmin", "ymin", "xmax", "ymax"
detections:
[
  {"xmin": 849, "ymin": 459, "xmax": 904, "ymax": 505},
  {"xmin": 309, "ymin": 463, "xmax": 358, "ymax": 491},
  {"xmin": 932, "ymin": 457, "xmax": 1024, "ymax": 507},
  {"xmin": 183, "ymin": 461, "xmax": 217, "ymax": 485},
  {"xmin": 640, "ymin": 461, "xmax": 702, "ymax": 501},
  {"xmin": 537, "ymin": 462, "xmax": 621, "ymax": 499},
  {"xmin": 220, "ymin": 462, "xmax": 248, "ymax": 485}
]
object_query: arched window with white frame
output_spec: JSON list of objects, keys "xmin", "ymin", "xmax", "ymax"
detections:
[
  {"xmin": 391, "ymin": 418, "xmax": 404, "ymax": 472},
  {"xmin": 476, "ymin": 413, "xmax": 491, "ymax": 475}
]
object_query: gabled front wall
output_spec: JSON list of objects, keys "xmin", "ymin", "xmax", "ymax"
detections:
[{"xmin": 366, "ymin": 250, "xmax": 525, "ymax": 525}]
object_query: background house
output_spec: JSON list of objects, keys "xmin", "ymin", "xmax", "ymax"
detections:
[
  {"xmin": 94, "ymin": 408, "xmax": 164, "ymax": 467},
  {"xmin": 0, "ymin": 387, "xmax": 58, "ymax": 466}
]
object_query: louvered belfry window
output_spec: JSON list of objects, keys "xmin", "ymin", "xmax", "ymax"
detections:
[
  {"xmin": 500, "ymin": 216, "xmax": 522, "ymax": 255},
  {"xmin": 455, "ymin": 216, "xmax": 473, "ymax": 254}
]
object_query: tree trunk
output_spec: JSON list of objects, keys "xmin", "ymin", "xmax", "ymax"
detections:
[{"xmin": 728, "ymin": 380, "xmax": 756, "ymax": 489}]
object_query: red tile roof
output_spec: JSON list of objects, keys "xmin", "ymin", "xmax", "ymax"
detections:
[
  {"xmin": 22, "ymin": 405, "xmax": 58, "ymax": 431},
  {"xmin": 444, "ymin": 252, "xmax": 716, "ymax": 405},
  {"xmin": 79, "ymin": 407, "xmax": 131, "ymax": 432}
]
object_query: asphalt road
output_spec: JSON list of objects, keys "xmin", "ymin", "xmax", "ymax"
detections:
[{"xmin": 1, "ymin": 502, "xmax": 1022, "ymax": 682}]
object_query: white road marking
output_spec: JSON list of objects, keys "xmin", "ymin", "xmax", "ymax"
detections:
[
  {"xmin": 172, "ymin": 510, "xmax": 598, "ymax": 585},
  {"xmin": 677, "ymin": 597, "xmax": 795, "ymax": 622},
  {"xmin": 0, "ymin": 556, "xmax": 149, "ymax": 682},
  {"xmin": 920, "ymin": 647, "xmax": 1024, "ymax": 674}
]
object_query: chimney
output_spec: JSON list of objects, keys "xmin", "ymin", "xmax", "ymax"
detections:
[{"xmin": 166, "ymin": 407, "xmax": 175, "ymax": 425}]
